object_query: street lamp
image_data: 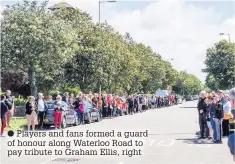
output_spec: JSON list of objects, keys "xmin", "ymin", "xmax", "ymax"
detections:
[
  {"xmin": 219, "ymin": 33, "xmax": 235, "ymax": 87},
  {"xmin": 219, "ymin": 33, "xmax": 231, "ymax": 43},
  {"xmin": 99, "ymin": 0, "xmax": 116, "ymax": 23}
]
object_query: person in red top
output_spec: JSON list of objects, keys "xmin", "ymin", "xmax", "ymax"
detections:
[{"xmin": 170, "ymin": 95, "xmax": 174, "ymax": 106}]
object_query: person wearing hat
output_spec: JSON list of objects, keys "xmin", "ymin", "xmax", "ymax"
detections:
[{"xmin": 227, "ymin": 88, "xmax": 235, "ymax": 161}]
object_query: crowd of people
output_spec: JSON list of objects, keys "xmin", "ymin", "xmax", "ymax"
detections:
[
  {"xmin": 197, "ymin": 88, "xmax": 235, "ymax": 161},
  {"xmin": 197, "ymin": 90, "xmax": 234, "ymax": 143},
  {"xmin": 0, "ymin": 90, "xmax": 180, "ymax": 135}
]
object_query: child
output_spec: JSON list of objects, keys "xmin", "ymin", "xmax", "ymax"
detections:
[{"xmin": 1, "ymin": 95, "xmax": 9, "ymax": 136}]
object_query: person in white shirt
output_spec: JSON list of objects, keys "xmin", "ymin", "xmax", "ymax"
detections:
[
  {"xmin": 222, "ymin": 94, "xmax": 232, "ymax": 137},
  {"xmin": 37, "ymin": 93, "xmax": 47, "ymax": 128}
]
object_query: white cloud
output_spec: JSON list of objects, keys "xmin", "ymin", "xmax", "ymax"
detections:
[{"xmin": 107, "ymin": 1, "xmax": 235, "ymax": 82}]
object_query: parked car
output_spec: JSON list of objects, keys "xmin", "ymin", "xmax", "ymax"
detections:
[
  {"xmin": 43, "ymin": 101, "xmax": 79, "ymax": 128},
  {"xmin": 192, "ymin": 95, "xmax": 199, "ymax": 100},
  {"xmin": 83, "ymin": 96, "xmax": 101, "ymax": 124},
  {"xmin": 117, "ymin": 97, "xmax": 128, "ymax": 116},
  {"xmin": 185, "ymin": 95, "xmax": 193, "ymax": 101}
]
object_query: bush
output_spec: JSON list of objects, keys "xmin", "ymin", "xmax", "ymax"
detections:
[{"xmin": 14, "ymin": 98, "xmax": 27, "ymax": 106}]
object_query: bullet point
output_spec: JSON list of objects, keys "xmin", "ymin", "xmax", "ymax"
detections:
[{"xmin": 8, "ymin": 130, "xmax": 14, "ymax": 137}]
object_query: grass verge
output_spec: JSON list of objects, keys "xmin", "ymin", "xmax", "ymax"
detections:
[{"xmin": 5, "ymin": 117, "xmax": 26, "ymax": 131}]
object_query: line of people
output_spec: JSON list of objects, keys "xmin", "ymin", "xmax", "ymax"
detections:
[
  {"xmin": 0, "ymin": 90, "xmax": 180, "ymax": 134},
  {"xmin": 197, "ymin": 90, "xmax": 233, "ymax": 143}
]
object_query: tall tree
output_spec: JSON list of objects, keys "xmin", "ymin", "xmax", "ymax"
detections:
[
  {"xmin": 1, "ymin": 0, "xmax": 77, "ymax": 97},
  {"xmin": 204, "ymin": 40, "xmax": 235, "ymax": 89}
]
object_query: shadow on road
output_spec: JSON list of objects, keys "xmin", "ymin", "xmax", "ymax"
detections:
[
  {"xmin": 175, "ymin": 138, "xmax": 214, "ymax": 144},
  {"xmin": 20, "ymin": 125, "xmax": 78, "ymax": 131},
  {"xmin": 179, "ymin": 107, "xmax": 197, "ymax": 108}
]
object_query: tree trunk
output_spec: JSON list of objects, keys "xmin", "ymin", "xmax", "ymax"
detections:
[{"xmin": 28, "ymin": 64, "xmax": 37, "ymax": 97}]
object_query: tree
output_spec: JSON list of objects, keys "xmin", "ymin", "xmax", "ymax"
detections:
[
  {"xmin": 1, "ymin": 70, "xmax": 30, "ymax": 97},
  {"xmin": 1, "ymin": 0, "xmax": 77, "ymax": 97},
  {"xmin": 172, "ymin": 71, "xmax": 203, "ymax": 95},
  {"xmin": 205, "ymin": 74, "xmax": 219, "ymax": 91},
  {"xmin": 1, "ymin": 1, "xmax": 204, "ymax": 96},
  {"xmin": 204, "ymin": 40, "xmax": 235, "ymax": 90}
]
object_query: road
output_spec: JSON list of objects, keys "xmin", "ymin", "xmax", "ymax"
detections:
[{"xmin": 0, "ymin": 101, "xmax": 233, "ymax": 164}]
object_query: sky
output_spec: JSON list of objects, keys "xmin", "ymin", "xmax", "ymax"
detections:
[{"xmin": 1, "ymin": 0, "xmax": 235, "ymax": 82}]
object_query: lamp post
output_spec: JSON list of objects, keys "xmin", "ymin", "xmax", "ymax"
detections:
[
  {"xmin": 219, "ymin": 33, "xmax": 230, "ymax": 43},
  {"xmin": 99, "ymin": 0, "xmax": 116, "ymax": 23},
  {"xmin": 219, "ymin": 33, "xmax": 234, "ymax": 87}
]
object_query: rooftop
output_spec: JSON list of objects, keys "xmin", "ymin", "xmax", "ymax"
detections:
[{"xmin": 48, "ymin": 2, "xmax": 74, "ymax": 10}]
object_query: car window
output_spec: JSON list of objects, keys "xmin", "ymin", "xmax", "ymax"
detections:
[{"xmin": 47, "ymin": 103, "xmax": 54, "ymax": 109}]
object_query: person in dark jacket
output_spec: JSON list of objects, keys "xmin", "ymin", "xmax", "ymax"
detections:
[
  {"xmin": 127, "ymin": 96, "xmax": 134, "ymax": 115},
  {"xmin": 134, "ymin": 95, "xmax": 139, "ymax": 113},
  {"xmin": 197, "ymin": 91, "xmax": 208, "ymax": 138},
  {"xmin": 25, "ymin": 96, "xmax": 37, "ymax": 131},
  {"xmin": 213, "ymin": 96, "xmax": 223, "ymax": 143},
  {"xmin": 1, "ymin": 95, "xmax": 9, "ymax": 136},
  {"xmin": 102, "ymin": 95, "xmax": 108, "ymax": 118},
  {"xmin": 62, "ymin": 92, "xmax": 69, "ymax": 104}
]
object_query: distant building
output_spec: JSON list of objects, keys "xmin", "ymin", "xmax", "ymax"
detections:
[{"xmin": 48, "ymin": 1, "xmax": 74, "ymax": 11}]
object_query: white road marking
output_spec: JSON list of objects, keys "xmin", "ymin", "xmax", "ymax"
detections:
[
  {"xmin": 39, "ymin": 156, "xmax": 61, "ymax": 164},
  {"xmin": 196, "ymin": 144, "xmax": 212, "ymax": 147},
  {"xmin": 156, "ymin": 139, "xmax": 175, "ymax": 147},
  {"xmin": 148, "ymin": 139, "xmax": 156, "ymax": 146}
]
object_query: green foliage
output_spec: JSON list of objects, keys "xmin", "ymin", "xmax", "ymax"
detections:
[
  {"xmin": 14, "ymin": 98, "xmax": 27, "ymax": 106},
  {"xmin": 1, "ymin": 0, "xmax": 77, "ymax": 97},
  {"xmin": 172, "ymin": 71, "xmax": 203, "ymax": 95},
  {"xmin": 49, "ymin": 89, "xmax": 60, "ymax": 96},
  {"xmin": 62, "ymin": 87, "xmax": 80, "ymax": 96},
  {"xmin": 1, "ymin": 1, "xmax": 203, "ymax": 96},
  {"xmin": 204, "ymin": 40, "xmax": 235, "ymax": 89}
]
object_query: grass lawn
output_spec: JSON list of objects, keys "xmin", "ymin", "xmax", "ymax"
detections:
[{"xmin": 5, "ymin": 117, "xmax": 26, "ymax": 131}]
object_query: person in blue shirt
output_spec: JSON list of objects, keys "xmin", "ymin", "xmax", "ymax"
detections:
[
  {"xmin": 228, "ymin": 88, "xmax": 235, "ymax": 161},
  {"xmin": 228, "ymin": 133, "xmax": 235, "ymax": 161}
]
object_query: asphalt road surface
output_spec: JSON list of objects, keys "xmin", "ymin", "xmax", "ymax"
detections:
[{"xmin": 0, "ymin": 101, "xmax": 233, "ymax": 164}]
